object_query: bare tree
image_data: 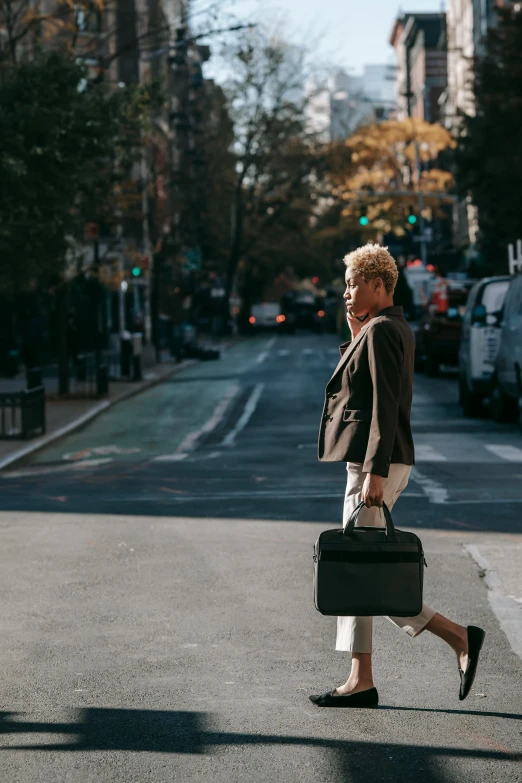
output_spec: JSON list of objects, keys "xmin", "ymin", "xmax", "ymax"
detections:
[{"xmin": 216, "ymin": 28, "xmax": 324, "ymax": 311}]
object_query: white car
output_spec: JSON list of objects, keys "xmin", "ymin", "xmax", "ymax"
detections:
[
  {"xmin": 249, "ymin": 302, "xmax": 293, "ymax": 332},
  {"xmin": 458, "ymin": 276, "xmax": 511, "ymax": 416}
]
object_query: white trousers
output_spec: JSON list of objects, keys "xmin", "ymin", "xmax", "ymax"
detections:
[{"xmin": 336, "ymin": 462, "xmax": 436, "ymax": 654}]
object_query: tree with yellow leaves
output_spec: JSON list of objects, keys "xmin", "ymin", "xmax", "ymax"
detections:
[{"xmin": 325, "ymin": 117, "xmax": 455, "ymax": 239}]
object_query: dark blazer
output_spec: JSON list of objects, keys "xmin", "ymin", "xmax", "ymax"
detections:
[{"xmin": 318, "ymin": 306, "xmax": 415, "ymax": 477}]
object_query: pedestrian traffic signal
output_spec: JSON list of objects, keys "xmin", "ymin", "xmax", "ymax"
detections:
[{"xmin": 132, "ymin": 266, "xmax": 142, "ymax": 277}]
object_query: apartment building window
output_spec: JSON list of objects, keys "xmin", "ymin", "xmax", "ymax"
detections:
[
  {"xmin": 480, "ymin": 0, "xmax": 489, "ymax": 37},
  {"xmin": 75, "ymin": 2, "xmax": 102, "ymax": 34}
]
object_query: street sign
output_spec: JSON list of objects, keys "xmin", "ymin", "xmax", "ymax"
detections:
[
  {"xmin": 413, "ymin": 228, "xmax": 433, "ymax": 243},
  {"xmin": 183, "ymin": 247, "xmax": 201, "ymax": 272}
]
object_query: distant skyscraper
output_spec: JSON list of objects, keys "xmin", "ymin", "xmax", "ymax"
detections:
[{"xmin": 306, "ymin": 64, "xmax": 396, "ymax": 142}]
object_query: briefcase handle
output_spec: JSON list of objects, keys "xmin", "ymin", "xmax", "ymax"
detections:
[{"xmin": 343, "ymin": 501, "xmax": 397, "ymax": 543}]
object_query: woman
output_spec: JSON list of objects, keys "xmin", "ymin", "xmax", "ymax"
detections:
[{"xmin": 311, "ymin": 244, "xmax": 485, "ymax": 708}]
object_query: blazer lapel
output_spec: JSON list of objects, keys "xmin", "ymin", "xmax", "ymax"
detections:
[{"xmin": 328, "ymin": 324, "xmax": 370, "ymax": 383}]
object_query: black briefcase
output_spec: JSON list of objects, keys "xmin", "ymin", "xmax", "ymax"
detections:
[{"xmin": 313, "ymin": 502, "xmax": 426, "ymax": 617}]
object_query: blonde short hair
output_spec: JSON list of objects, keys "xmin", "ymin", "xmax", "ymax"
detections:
[{"xmin": 343, "ymin": 243, "xmax": 398, "ymax": 295}]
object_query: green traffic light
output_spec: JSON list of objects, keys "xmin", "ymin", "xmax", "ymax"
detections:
[
  {"xmin": 359, "ymin": 216, "xmax": 369, "ymax": 226},
  {"xmin": 132, "ymin": 267, "xmax": 141, "ymax": 277},
  {"xmin": 407, "ymin": 214, "xmax": 417, "ymax": 225}
]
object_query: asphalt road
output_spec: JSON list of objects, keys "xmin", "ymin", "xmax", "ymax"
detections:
[{"xmin": 0, "ymin": 332, "xmax": 521, "ymax": 782}]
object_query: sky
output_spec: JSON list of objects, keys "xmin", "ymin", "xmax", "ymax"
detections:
[{"xmin": 193, "ymin": 0, "xmax": 446, "ymax": 74}]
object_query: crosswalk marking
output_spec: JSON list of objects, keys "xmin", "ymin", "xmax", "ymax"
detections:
[
  {"xmin": 290, "ymin": 440, "xmax": 522, "ymax": 464},
  {"xmin": 485, "ymin": 445, "xmax": 522, "ymax": 462},
  {"xmin": 415, "ymin": 445, "xmax": 448, "ymax": 462},
  {"xmin": 277, "ymin": 349, "xmax": 290, "ymax": 356},
  {"xmin": 302, "ymin": 348, "xmax": 314, "ymax": 355}
]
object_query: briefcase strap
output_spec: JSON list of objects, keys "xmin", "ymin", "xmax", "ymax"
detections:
[{"xmin": 343, "ymin": 501, "xmax": 397, "ymax": 543}]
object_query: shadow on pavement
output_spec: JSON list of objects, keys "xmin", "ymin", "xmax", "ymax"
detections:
[
  {"xmin": 1, "ymin": 707, "xmax": 520, "ymax": 783},
  {"xmin": 376, "ymin": 706, "xmax": 522, "ymax": 720},
  {"xmin": 0, "ymin": 455, "xmax": 522, "ymax": 533}
]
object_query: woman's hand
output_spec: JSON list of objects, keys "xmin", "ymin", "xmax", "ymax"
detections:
[
  {"xmin": 347, "ymin": 311, "xmax": 369, "ymax": 339},
  {"xmin": 362, "ymin": 473, "xmax": 384, "ymax": 508}
]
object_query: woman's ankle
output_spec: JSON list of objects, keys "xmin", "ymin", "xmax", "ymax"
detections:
[{"xmin": 336, "ymin": 678, "xmax": 374, "ymax": 695}]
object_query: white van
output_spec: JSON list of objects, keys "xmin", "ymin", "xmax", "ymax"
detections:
[
  {"xmin": 458, "ymin": 276, "xmax": 511, "ymax": 416},
  {"xmin": 491, "ymin": 274, "xmax": 522, "ymax": 422}
]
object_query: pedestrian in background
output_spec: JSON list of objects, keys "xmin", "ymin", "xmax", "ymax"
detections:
[
  {"xmin": 311, "ymin": 244, "xmax": 485, "ymax": 707},
  {"xmin": 392, "ymin": 257, "xmax": 415, "ymax": 320}
]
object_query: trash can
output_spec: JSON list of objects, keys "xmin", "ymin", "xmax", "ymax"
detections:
[
  {"xmin": 96, "ymin": 365, "xmax": 109, "ymax": 397},
  {"xmin": 120, "ymin": 331, "xmax": 132, "ymax": 377},
  {"xmin": 131, "ymin": 333, "xmax": 143, "ymax": 381}
]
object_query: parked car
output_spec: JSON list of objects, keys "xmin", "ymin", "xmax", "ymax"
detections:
[
  {"xmin": 415, "ymin": 279, "xmax": 475, "ymax": 376},
  {"xmin": 324, "ymin": 287, "xmax": 343, "ymax": 333},
  {"xmin": 490, "ymin": 274, "xmax": 522, "ymax": 423},
  {"xmin": 249, "ymin": 302, "xmax": 295, "ymax": 333},
  {"xmin": 458, "ymin": 276, "xmax": 511, "ymax": 416},
  {"xmin": 282, "ymin": 291, "xmax": 326, "ymax": 332}
]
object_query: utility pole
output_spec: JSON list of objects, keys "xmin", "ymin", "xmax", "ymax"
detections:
[{"xmin": 414, "ymin": 140, "xmax": 428, "ymax": 265}]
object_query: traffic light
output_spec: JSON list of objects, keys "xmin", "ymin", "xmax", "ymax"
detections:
[
  {"xmin": 407, "ymin": 206, "xmax": 417, "ymax": 226},
  {"xmin": 359, "ymin": 209, "xmax": 369, "ymax": 227},
  {"xmin": 132, "ymin": 266, "xmax": 142, "ymax": 277}
]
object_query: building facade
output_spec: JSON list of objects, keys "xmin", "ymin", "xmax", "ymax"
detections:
[
  {"xmin": 441, "ymin": 1, "xmax": 514, "ymax": 254},
  {"xmin": 389, "ymin": 13, "xmax": 447, "ymax": 123},
  {"xmin": 442, "ymin": 0, "xmax": 513, "ymax": 129},
  {"xmin": 307, "ymin": 64, "xmax": 395, "ymax": 142}
]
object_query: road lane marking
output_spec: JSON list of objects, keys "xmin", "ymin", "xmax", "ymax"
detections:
[
  {"xmin": 442, "ymin": 498, "xmax": 522, "ymax": 505},
  {"xmin": 63, "ymin": 445, "xmax": 141, "ymax": 461},
  {"xmin": 410, "ymin": 467, "xmax": 449, "ymax": 504},
  {"xmin": 485, "ymin": 445, "xmax": 522, "ymax": 462},
  {"xmin": 177, "ymin": 385, "xmax": 241, "ymax": 454},
  {"xmin": 415, "ymin": 445, "xmax": 448, "ymax": 462},
  {"xmin": 222, "ymin": 383, "xmax": 265, "ymax": 447},
  {"xmin": 278, "ymin": 349, "xmax": 290, "ymax": 356},
  {"xmin": 135, "ymin": 490, "xmax": 424, "ymax": 500},
  {"xmin": 152, "ymin": 454, "xmax": 188, "ymax": 462},
  {"xmin": 1, "ymin": 458, "xmax": 114, "ymax": 478},
  {"xmin": 465, "ymin": 545, "xmax": 522, "ymax": 662},
  {"xmin": 245, "ymin": 337, "xmax": 276, "ymax": 371},
  {"xmin": 302, "ymin": 348, "xmax": 314, "ymax": 355}
]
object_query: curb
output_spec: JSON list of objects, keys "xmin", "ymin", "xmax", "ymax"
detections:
[
  {"xmin": 0, "ymin": 359, "xmax": 197, "ymax": 472},
  {"xmin": 464, "ymin": 544, "xmax": 522, "ymax": 662}
]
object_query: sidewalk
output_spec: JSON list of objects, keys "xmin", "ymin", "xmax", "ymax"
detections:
[{"xmin": 0, "ymin": 357, "xmax": 196, "ymax": 470}]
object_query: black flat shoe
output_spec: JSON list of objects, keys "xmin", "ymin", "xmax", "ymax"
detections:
[
  {"xmin": 309, "ymin": 687, "xmax": 378, "ymax": 708},
  {"xmin": 459, "ymin": 625, "xmax": 486, "ymax": 701}
]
